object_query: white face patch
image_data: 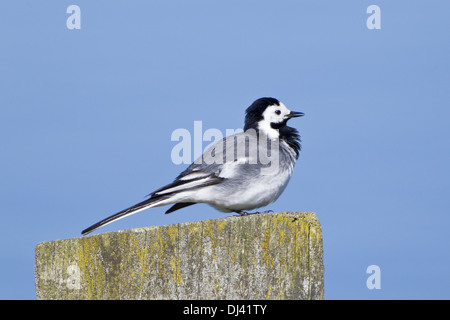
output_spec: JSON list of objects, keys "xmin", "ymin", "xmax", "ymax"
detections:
[{"xmin": 258, "ymin": 102, "xmax": 291, "ymax": 139}]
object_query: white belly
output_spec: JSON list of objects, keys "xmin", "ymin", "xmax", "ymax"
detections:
[{"xmin": 199, "ymin": 169, "xmax": 293, "ymax": 212}]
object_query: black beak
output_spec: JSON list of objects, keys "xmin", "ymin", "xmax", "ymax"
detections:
[{"xmin": 286, "ymin": 111, "xmax": 304, "ymax": 119}]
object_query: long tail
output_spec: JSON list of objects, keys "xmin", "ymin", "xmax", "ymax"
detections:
[
  {"xmin": 81, "ymin": 195, "xmax": 170, "ymax": 236},
  {"xmin": 81, "ymin": 173, "xmax": 224, "ymax": 235}
]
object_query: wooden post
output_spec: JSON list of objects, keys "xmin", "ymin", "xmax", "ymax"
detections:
[{"xmin": 35, "ymin": 212, "xmax": 324, "ymax": 299}]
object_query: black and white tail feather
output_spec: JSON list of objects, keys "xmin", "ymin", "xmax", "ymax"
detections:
[
  {"xmin": 81, "ymin": 97, "xmax": 304, "ymax": 235},
  {"xmin": 81, "ymin": 172, "xmax": 224, "ymax": 235}
]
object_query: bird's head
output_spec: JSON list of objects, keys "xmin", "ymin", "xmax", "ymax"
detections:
[{"xmin": 244, "ymin": 97, "xmax": 304, "ymax": 138}]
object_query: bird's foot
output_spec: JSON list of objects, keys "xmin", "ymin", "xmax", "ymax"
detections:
[{"xmin": 232, "ymin": 209, "xmax": 274, "ymax": 216}]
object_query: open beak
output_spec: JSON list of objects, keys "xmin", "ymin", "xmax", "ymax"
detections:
[{"xmin": 286, "ymin": 111, "xmax": 305, "ymax": 119}]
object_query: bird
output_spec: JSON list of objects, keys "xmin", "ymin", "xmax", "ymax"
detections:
[{"xmin": 81, "ymin": 97, "xmax": 304, "ymax": 235}]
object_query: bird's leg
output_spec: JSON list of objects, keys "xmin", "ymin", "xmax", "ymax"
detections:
[{"xmin": 233, "ymin": 210, "xmax": 249, "ymax": 216}]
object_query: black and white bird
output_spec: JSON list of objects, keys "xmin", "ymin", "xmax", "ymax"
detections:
[{"xmin": 81, "ymin": 97, "xmax": 304, "ymax": 235}]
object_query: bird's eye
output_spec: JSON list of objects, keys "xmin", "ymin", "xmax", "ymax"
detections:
[{"xmin": 275, "ymin": 110, "xmax": 281, "ymax": 115}]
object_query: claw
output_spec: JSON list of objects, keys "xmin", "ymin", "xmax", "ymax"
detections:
[{"xmin": 233, "ymin": 210, "xmax": 249, "ymax": 216}]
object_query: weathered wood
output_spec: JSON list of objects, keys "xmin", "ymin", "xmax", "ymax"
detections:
[{"xmin": 35, "ymin": 212, "xmax": 324, "ymax": 300}]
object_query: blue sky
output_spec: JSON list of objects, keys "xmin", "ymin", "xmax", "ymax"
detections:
[{"xmin": 1, "ymin": 0, "xmax": 449, "ymax": 299}]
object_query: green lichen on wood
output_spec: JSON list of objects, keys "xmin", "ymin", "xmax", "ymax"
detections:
[{"xmin": 35, "ymin": 212, "xmax": 324, "ymax": 300}]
